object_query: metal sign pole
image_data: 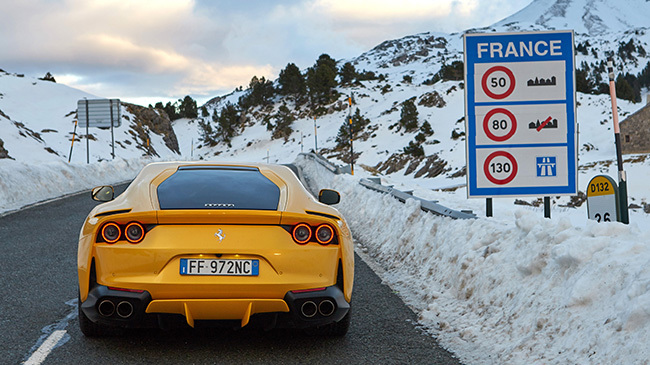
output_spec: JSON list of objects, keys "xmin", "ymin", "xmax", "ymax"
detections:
[
  {"xmin": 85, "ymin": 99, "xmax": 89, "ymax": 164},
  {"xmin": 348, "ymin": 95, "xmax": 354, "ymax": 175},
  {"xmin": 68, "ymin": 120, "xmax": 77, "ymax": 163},
  {"xmin": 607, "ymin": 59, "xmax": 629, "ymax": 224},
  {"xmin": 544, "ymin": 197, "xmax": 551, "ymax": 218},
  {"xmin": 486, "ymin": 198, "xmax": 493, "ymax": 217},
  {"xmin": 109, "ymin": 99, "xmax": 115, "ymax": 159},
  {"xmin": 313, "ymin": 116, "xmax": 318, "ymax": 153}
]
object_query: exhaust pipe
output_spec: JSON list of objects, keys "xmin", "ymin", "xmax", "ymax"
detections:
[
  {"xmin": 318, "ymin": 299, "xmax": 335, "ymax": 317},
  {"xmin": 98, "ymin": 300, "xmax": 115, "ymax": 317},
  {"xmin": 116, "ymin": 301, "xmax": 134, "ymax": 319},
  {"xmin": 300, "ymin": 301, "xmax": 318, "ymax": 318}
]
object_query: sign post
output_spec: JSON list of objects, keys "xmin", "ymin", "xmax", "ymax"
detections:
[
  {"xmin": 464, "ymin": 31, "xmax": 577, "ymax": 214},
  {"xmin": 77, "ymin": 98, "xmax": 121, "ymax": 163},
  {"xmin": 606, "ymin": 59, "xmax": 630, "ymax": 224}
]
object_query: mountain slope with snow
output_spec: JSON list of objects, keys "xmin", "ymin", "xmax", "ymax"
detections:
[{"xmin": 0, "ymin": 70, "xmax": 180, "ymax": 164}]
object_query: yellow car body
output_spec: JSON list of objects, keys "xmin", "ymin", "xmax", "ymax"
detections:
[{"xmin": 77, "ymin": 161, "xmax": 353, "ymax": 336}]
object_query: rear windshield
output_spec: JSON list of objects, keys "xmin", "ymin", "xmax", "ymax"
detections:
[{"xmin": 157, "ymin": 166, "xmax": 280, "ymax": 210}]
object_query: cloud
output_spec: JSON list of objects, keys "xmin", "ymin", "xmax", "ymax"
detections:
[{"xmin": 0, "ymin": 0, "xmax": 533, "ymax": 105}]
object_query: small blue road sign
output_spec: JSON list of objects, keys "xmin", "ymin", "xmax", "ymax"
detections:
[{"xmin": 536, "ymin": 156, "xmax": 557, "ymax": 177}]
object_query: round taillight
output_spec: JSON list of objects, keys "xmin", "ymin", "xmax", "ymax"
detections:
[
  {"xmin": 125, "ymin": 222, "xmax": 145, "ymax": 244},
  {"xmin": 292, "ymin": 223, "xmax": 312, "ymax": 244},
  {"xmin": 316, "ymin": 224, "xmax": 334, "ymax": 245},
  {"xmin": 102, "ymin": 223, "xmax": 121, "ymax": 243}
]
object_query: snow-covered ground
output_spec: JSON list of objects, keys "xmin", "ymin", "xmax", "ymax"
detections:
[
  {"xmin": 0, "ymin": 157, "xmax": 154, "ymax": 215},
  {"xmin": 296, "ymin": 154, "xmax": 650, "ymax": 365}
]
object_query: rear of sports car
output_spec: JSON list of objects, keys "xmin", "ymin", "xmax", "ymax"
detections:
[{"xmin": 77, "ymin": 163, "xmax": 354, "ymax": 336}]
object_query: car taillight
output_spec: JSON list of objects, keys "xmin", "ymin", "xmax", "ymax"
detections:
[
  {"xmin": 292, "ymin": 223, "xmax": 312, "ymax": 244},
  {"xmin": 101, "ymin": 222, "xmax": 121, "ymax": 243},
  {"xmin": 125, "ymin": 222, "xmax": 145, "ymax": 243},
  {"xmin": 316, "ymin": 224, "xmax": 334, "ymax": 245},
  {"xmin": 100, "ymin": 221, "xmax": 147, "ymax": 244}
]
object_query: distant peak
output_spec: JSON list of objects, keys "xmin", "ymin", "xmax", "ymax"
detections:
[{"xmin": 494, "ymin": 0, "xmax": 650, "ymax": 35}]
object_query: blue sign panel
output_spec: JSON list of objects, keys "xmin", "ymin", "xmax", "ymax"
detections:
[{"xmin": 464, "ymin": 31, "xmax": 577, "ymax": 197}]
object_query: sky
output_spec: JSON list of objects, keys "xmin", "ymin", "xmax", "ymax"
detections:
[{"xmin": 0, "ymin": 0, "xmax": 533, "ymax": 106}]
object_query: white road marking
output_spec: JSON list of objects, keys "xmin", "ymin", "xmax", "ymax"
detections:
[
  {"xmin": 23, "ymin": 330, "xmax": 66, "ymax": 365},
  {"xmin": 22, "ymin": 298, "xmax": 78, "ymax": 364}
]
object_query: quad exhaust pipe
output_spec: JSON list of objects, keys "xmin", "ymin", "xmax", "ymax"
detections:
[
  {"xmin": 300, "ymin": 299, "xmax": 336, "ymax": 318},
  {"xmin": 98, "ymin": 300, "xmax": 115, "ymax": 317},
  {"xmin": 318, "ymin": 300, "xmax": 335, "ymax": 317},
  {"xmin": 300, "ymin": 301, "xmax": 318, "ymax": 318},
  {"xmin": 116, "ymin": 301, "xmax": 134, "ymax": 318},
  {"xmin": 98, "ymin": 299, "xmax": 134, "ymax": 318}
]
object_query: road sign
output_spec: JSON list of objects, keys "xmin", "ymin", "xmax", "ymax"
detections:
[
  {"xmin": 464, "ymin": 31, "xmax": 577, "ymax": 198},
  {"xmin": 77, "ymin": 99, "xmax": 121, "ymax": 128},
  {"xmin": 586, "ymin": 175, "xmax": 619, "ymax": 222}
]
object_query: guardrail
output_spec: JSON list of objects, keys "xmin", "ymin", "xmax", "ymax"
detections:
[
  {"xmin": 299, "ymin": 152, "xmax": 476, "ymax": 220},
  {"xmin": 299, "ymin": 152, "xmax": 347, "ymax": 174}
]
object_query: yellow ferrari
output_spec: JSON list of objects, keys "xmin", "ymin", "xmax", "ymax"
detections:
[{"xmin": 77, "ymin": 162, "xmax": 353, "ymax": 336}]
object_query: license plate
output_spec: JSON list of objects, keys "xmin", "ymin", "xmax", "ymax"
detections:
[{"xmin": 180, "ymin": 259, "xmax": 259, "ymax": 276}]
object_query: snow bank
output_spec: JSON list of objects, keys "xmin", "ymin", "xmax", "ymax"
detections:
[
  {"xmin": 296, "ymin": 155, "xmax": 650, "ymax": 365},
  {"xmin": 0, "ymin": 158, "xmax": 154, "ymax": 215}
]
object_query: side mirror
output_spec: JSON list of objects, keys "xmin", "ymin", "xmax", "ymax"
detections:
[
  {"xmin": 318, "ymin": 189, "xmax": 340, "ymax": 205},
  {"xmin": 91, "ymin": 186, "xmax": 114, "ymax": 202}
]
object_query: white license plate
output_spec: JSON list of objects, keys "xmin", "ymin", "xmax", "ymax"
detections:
[{"xmin": 180, "ymin": 259, "xmax": 259, "ymax": 276}]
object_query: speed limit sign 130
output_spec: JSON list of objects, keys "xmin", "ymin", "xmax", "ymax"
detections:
[{"xmin": 586, "ymin": 175, "xmax": 619, "ymax": 223}]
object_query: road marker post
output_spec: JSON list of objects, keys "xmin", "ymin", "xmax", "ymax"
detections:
[{"xmin": 607, "ymin": 59, "xmax": 629, "ymax": 224}]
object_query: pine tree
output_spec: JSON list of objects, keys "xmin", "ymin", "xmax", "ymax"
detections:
[
  {"xmin": 399, "ymin": 99, "xmax": 419, "ymax": 132},
  {"xmin": 335, "ymin": 108, "xmax": 370, "ymax": 148},
  {"xmin": 278, "ymin": 63, "xmax": 306, "ymax": 95},
  {"xmin": 239, "ymin": 76, "xmax": 275, "ymax": 109},
  {"xmin": 403, "ymin": 141, "xmax": 424, "ymax": 157},
  {"xmin": 198, "ymin": 119, "xmax": 218, "ymax": 147},
  {"xmin": 163, "ymin": 102, "xmax": 179, "ymax": 120},
  {"xmin": 215, "ymin": 103, "xmax": 241, "ymax": 144},
  {"xmin": 271, "ymin": 105, "xmax": 295, "ymax": 141},
  {"xmin": 420, "ymin": 121, "xmax": 433, "ymax": 136},
  {"xmin": 339, "ymin": 62, "xmax": 357, "ymax": 85},
  {"xmin": 307, "ymin": 54, "xmax": 338, "ymax": 104},
  {"xmin": 616, "ymin": 75, "xmax": 636, "ymax": 102},
  {"xmin": 178, "ymin": 95, "xmax": 198, "ymax": 118}
]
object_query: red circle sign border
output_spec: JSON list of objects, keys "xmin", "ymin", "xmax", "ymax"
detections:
[
  {"xmin": 483, "ymin": 151, "xmax": 518, "ymax": 185},
  {"xmin": 483, "ymin": 108, "xmax": 517, "ymax": 142},
  {"xmin": 481, "ymin": 66, "xmax": 516, "ymax": 100}
]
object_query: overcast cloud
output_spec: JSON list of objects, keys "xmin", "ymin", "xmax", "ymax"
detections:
[{"xmin": 0, "ymin": 0, "xmax": 532, "ymax": 106}]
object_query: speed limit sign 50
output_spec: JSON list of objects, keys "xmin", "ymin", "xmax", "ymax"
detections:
[{"xmin": 481, "ymin": 66, "xmax": 516, "ymax": 99}]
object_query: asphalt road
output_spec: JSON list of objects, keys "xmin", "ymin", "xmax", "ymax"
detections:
[{"xmin": 0, "ymin": 184, "xmax": 461, "ymax": 364}]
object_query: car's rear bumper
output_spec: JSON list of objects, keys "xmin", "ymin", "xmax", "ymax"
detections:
[{"xmin": 80, "ymin": 284, "xmax": 350, "ymax": 329}]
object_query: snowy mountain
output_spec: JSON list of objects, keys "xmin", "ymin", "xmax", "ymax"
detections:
[
  {"xmin": 186, "ymin": 0, "xmax": 649, "ymax": 210},
  {"xmin": 494, "ymin": 0, "xmax": 650, "ymax": 35},
  {"xmin": 0, "ymin": 70, "xmax": 180, "ymax": 164}
]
